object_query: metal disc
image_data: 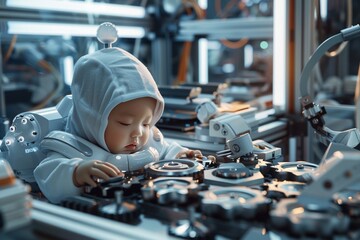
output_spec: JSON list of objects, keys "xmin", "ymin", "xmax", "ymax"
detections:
[
  {"xmin": 144, "ymin": 159, "xmax": 204, "ymax": 181},
  {"xmin": 214, "ymin": 163, "xmax": 252, "ymax": 179}
]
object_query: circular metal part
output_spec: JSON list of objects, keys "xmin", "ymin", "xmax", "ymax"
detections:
[
  {"xmin": 141, "ymin": 177, "xmax": 200, "ymax": 205},
  {"xmin": 1, "ymin": 113, "xmax": 46, "ymax": 182},
  {"xmin": 9, "ymin": 126, "xmax": 15, "ymax": 132},
  {"xmin": 144, "ymin": 159, "xmax": 204, "ymax": 182},
  {"xmin": 96, "ymin": 22, "xmax": 118, "ymax": 46},
  {"xmin": 200, "ymin": 187, "xmax": 271, "ymax": 220},
  {"xmin": 162, "ymin": 161, "xmax": 189, "ymax": 170},
  {"xmin": 265, "ymin": 181, "xmax": 306, "ymax": 199},
  {"xmin": 213, "ymin": 162, "xmax": 252, "ymax": 179},
  {"xmin": 99, "ymin": 201, "xmax": 140, "ymax": 223},
  {"xmin": 270, "ymin": 198, "xmax": 350, "ymax": 237},
  {"xmin": 272, "ymin": 161, "xmax": 318, "ymax": 183},
  {"xmin": 168, "ymin": 219, "xmax": 214, "ymax": 240},
  {"xmin": 204, "ymin": 163, "xmax": 264, "ymax": 187},
  {"xmin": 10, "ymin": 114, "xmax": 40, "ymax": 145}
]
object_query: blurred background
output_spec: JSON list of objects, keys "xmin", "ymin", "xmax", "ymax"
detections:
[{"xmin": 0, "ymin": 0, "xmax": 359, "ymax": 162}]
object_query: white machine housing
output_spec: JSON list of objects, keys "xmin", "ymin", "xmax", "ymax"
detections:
[{"xmin": 0, "ymin": 95, "xmax": 73, "ymax": 183}]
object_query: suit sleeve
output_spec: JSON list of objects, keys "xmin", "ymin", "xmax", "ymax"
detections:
[{"xmin": 34, "ymin": 152, "xmax": 83, "ymax": 204}]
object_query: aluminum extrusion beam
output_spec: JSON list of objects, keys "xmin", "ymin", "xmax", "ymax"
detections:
[{"xmin": 178, "ymin": 17, "xmax": 273, "ymax": 40}]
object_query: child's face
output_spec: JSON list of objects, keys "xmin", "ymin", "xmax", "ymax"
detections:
[{"xmin": 104, "ymin": 97, "xmax": 157, "ymax": 154}]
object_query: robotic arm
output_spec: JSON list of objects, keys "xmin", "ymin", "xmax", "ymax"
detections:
[
  {"xmin": 0, "ymin": 95, "xmax": 72, "ymax": 183},
  {"xmin": 196, "ymin": 101, "xmax": 253, "ymax": 159},
  {"xmin": 196, "ymin": 101, "xmax": 281, "ymax": 162},
  {"xmin": 209, "ymin": 113, "xmax": 253, "ymax": 160},
  {"xmin": 300, "ymin": 24, "xmax": 360, "ymax": 150}
]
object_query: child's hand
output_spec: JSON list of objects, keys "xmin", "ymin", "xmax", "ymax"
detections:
[
  {"xmin": 73, "ymin": 160, "xmax": 122, "ymax": 187},
  {"xmin": 175, "ymin": 149, "xmax": 217, "ymax": 165},
  {"xmin": 176, "ymin": 149, "xmax": 203, "ymax": 159}
]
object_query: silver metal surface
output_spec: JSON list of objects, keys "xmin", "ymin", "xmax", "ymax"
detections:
[
  {"xmin": 253, "ymin": 140, "xmax": 282, "ymax": 161},
  {"xmin": 200, "ymin": 187, "xmax": 271, "ymax": 220},
  {"xmin": 204, "ymin": 163, "xmax": 264, "ymax": 187},
  {"xmin": 178, "ymin": 17, "xmax": 273, "ymax": 41},
  {"xmin": 270, "ymin": 198, "xmax": 349, "ymax": 237},
  {"xmin": 298, "ymin": 151, "xmax": 360, "ymax": 208},
  {"xmin": 141, "ymin": 177, "xmax": 200, "ymax": 205},
  {"xmin": 31, "ymin": 199, "xmax": 175, "ymax": 240},
  {"xmin": 164, "ymin": 117, "xmax": 288, "ymax": 156},
  {"xmin": 144, "ymin": 159, "xmax": 204, "ymax": 181},
  {"xmin": 334, "ymin": 190, "xmax": 360, "ymax": 218},
  {"xmin": 272, "ymin": 161, "xmax": 318, "ymax": 183},
  {"xmin": 0, "ymin": 96, "xmax": 72, "ymax": 183},
  {"xmin": 265, "ymin": 181, "xmax": 306, "ymax": 198}
]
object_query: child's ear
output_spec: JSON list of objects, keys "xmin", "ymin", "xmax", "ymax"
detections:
[{"xmin": 152, "ymin": 127, "xmax": 162, "ymax": 142}]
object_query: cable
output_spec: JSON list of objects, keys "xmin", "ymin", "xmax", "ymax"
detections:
[
  {"xmin": 175, "ymin": 0, "xmax": 205, "ymax": 84},
  {"xmin": 214, "ymin": 0, "xmax": 249, "ymax": 49},
  {"xmin": 355, "ymin": 64, "xmax": 360, "ymax": 129},
  {"xmin": 215, "ymin": 0, "xmax": 237, "ymax": 18},
  {"xmin": 4, "ymin": 35, "xmax": 17, "ymax": 63},
  {"xmin": 31, "ymin": 60, "xmax": 63, "ymax": 110},
  {"xmin": 220, "ymin": 38, "xmax": 249, "ymax": 49}
]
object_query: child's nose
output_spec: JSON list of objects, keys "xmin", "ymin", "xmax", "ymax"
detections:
[{"xmin": 131, "ymin": 125, "xmax": 142, "ymax": 137}]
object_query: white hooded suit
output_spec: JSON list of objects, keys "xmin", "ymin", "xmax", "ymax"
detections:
[{"xmin": 34, "ymin": 48, "xmax": 186, "ymax": 203}]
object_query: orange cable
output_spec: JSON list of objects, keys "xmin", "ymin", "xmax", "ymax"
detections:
[{"xmin": 4, "ymin": 35, "xmax": 17, "ymax": 63}]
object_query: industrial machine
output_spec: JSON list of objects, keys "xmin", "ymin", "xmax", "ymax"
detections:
[
  {"xmin": 1, "ymin": 88, "xmax": 359, "ymax": 239},
  {"xmin": 1, "ymin": 22, "xmax": 360, "ymax": 240}
]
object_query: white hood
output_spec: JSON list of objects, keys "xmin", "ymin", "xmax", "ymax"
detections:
[{"xmin": 65, "ymin": 47, "xmax": 164, "ymax": 151}]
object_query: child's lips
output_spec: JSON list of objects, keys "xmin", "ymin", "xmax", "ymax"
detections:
[{"xmin": 125, "ymin": 144, "xmax": 137, "ymax": 151}]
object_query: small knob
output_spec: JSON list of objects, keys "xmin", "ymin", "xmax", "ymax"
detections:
[{"xmin": 96, "ymin": 22, "xmax": 118, "ymax": 48}]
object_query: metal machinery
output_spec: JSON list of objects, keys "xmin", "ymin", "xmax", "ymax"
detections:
[
  {"xmin": 1, "ymin": 2, "xmax": 360, "ymax": 240},
  {"xmin": 2, "ymin": 26, "xmax": 360, "ymax": 239},
  {"xmin": 152, "ymin": 1, "xmax": 289, "ymax": 160},
  {"xmin": 2, "ymin": 120, "xmax": 360, "ymax": 239},
  {"xmin": 158, "ymin": 84, "xmax": 288, "ymax": 157}
]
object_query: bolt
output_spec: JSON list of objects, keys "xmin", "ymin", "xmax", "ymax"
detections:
[
  {"xmin": 297, "ymin": 164, "xmax": 304, "ymax": 170},
  {"xmin": 222, "ymin": 129, "xmax": 228, "ymax": 136},
  {"xmin": 232, "ymin": 144, "xmax": 240, "ymax": 152}
]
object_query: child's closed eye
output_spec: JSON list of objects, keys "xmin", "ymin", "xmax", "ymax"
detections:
[{"xmin": 118, "ymin": 122, "xmax": 130, "ymax": 126}]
